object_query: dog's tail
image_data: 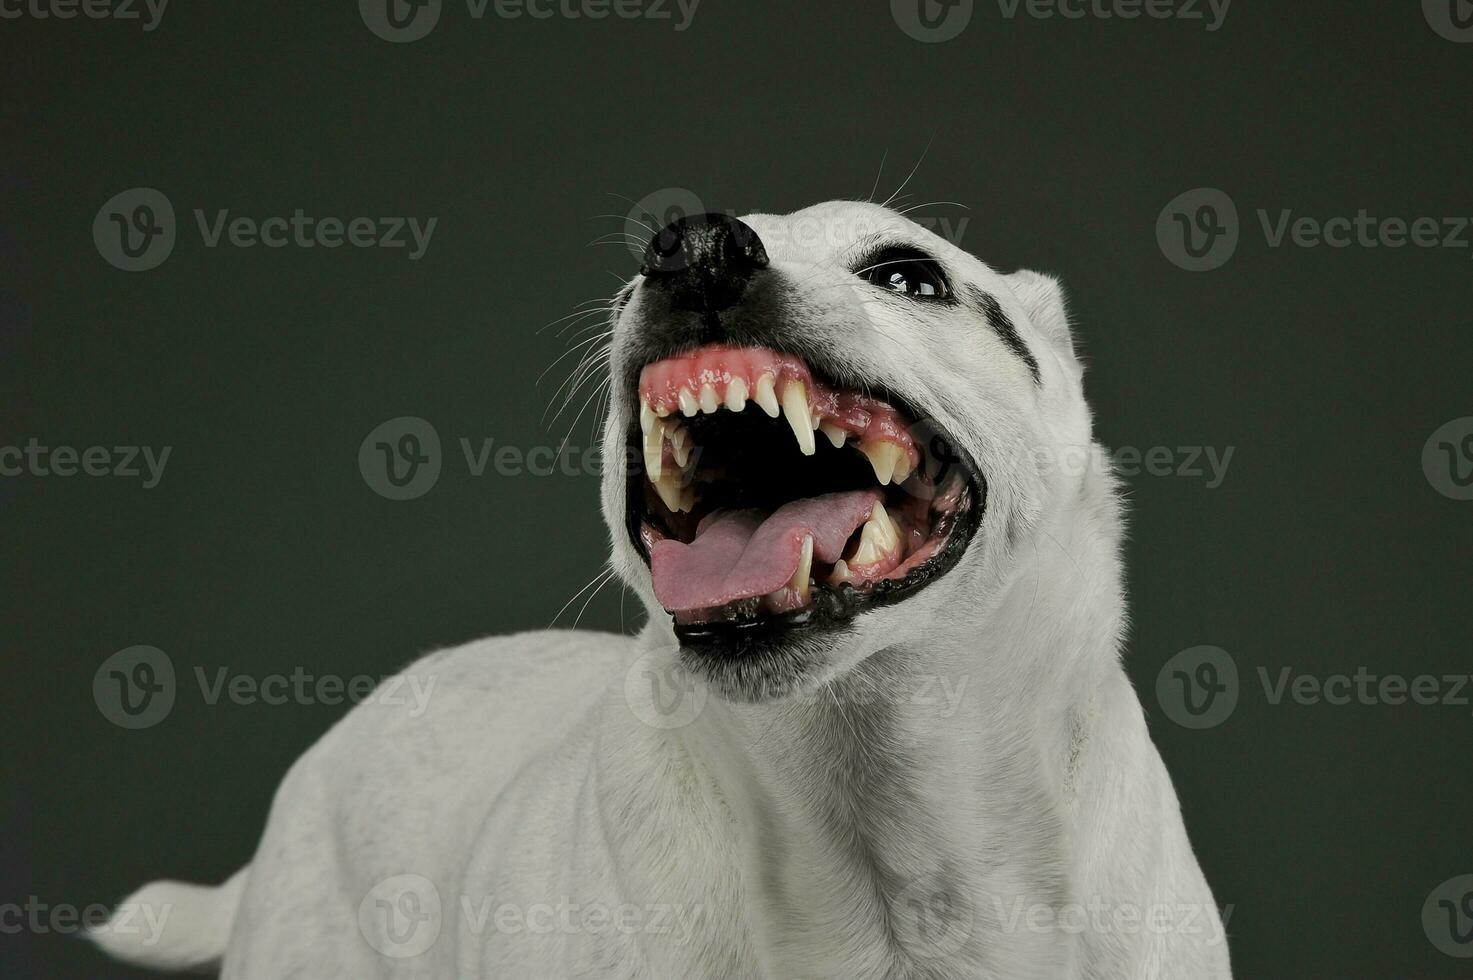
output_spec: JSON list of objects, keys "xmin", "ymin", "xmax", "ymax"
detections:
[{"xmin": 87, "ymin": 865, "xmax": 249, "ymax": 973}]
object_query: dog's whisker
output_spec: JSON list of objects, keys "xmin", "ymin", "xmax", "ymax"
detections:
[
  {"xmin": 545, "ymin": 346, "xmax": 611, "ymax": 427},
  {"xmin": 537, "ymin": 301, "xmax": 617, "ymax": 336},
  {"xmin": 543, "ymin": 349, "xmax": 610, "ymax": 428},
  {"xmin": 558, "ymin": 370, "xmax": 613, "ymax": 456},
  {"xmin": 593, "ymin": 208, "xmax": 657, "ymax": 236},
  {"xmin": 895, "ymin": 200, "xmax": 970, "ymax": 217},
  {"xmin": 537, "ymin": 331, "xmax": 613, "ymax": 387},
  {"xmin": 549, "ymin": 561, "xmax": 615, "ymax": 628},
  {"xmin": 867, "ymin": 149, "xmax": 890, "ymax": 204},
  {"xmin": 570, "ymin": 566, "xmax": 620, "ymax": 631},
  {"xmin": 879, "ymin": 133, "xmax": 935, "ymax": 209}
]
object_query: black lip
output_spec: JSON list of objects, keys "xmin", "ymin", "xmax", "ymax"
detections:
[{"xmin": 623, "ymin": 348, "xmax": 987, "ymax": 648}]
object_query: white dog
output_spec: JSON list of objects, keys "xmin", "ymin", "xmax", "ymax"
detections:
[{"xmin": 94, "ymin": 201, "xmax": 1232, "ymax": 978}]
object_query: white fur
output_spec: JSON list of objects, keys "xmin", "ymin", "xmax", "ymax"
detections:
[{"xmin": 95, "ymin": 202, "xmax": 1231, "ymax": 978}]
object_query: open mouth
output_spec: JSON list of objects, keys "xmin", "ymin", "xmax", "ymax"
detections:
[{"xmin": 626, "ymin": 344, "xmax": 983, "ymax": 648}]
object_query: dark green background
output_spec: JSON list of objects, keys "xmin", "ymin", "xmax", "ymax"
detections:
[{"xmin": 3, "ymin": 2, "xmax": 1470, "ymax": 976}]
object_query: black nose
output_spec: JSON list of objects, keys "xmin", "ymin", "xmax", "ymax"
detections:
[{"xmin": 640, "ymin": 213, "xmax": 769, "ymax": 315}]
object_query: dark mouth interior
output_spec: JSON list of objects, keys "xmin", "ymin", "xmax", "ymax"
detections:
[{"xmin": 627, "ymin": 353, "xmax": 982, "ymax": 643}]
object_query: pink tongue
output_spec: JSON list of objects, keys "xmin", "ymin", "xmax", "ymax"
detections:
[{"xmin": 650, "ymin": 490, "xmax": 882, "ymax": 613}]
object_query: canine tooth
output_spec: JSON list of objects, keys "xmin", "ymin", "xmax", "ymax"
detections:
[
  {"xmin": 819, "ymin": 422, "xmax": 847, "ymax": 449},
  {"xmin": 754, "ymin": 374, "xmax": 780, "ymax": 417},
  {"xmin": 853, "ymin": 503, "xmax": 899, "ymax": 565},
  {"xmin": 781, "ymin": 381, "xmax": 817, "ymax": 456},
  {"xmin": 699, "ymin": 383, "xmax": 719, "ymax": 414},
  {"xmin": 860, "ymin": 440, "xmax": 905, "ymax": 485},
  {"xmin": 642, "ymin": 414, "xmax": 665, "ymax": 480},
  {"xmin": 790, "ymin": 534, "xmax": 813, "ymax": 599},
  {"xmin": 652, "ymin": 472, "xmax": 683, "ymax": 512},
  {"xmin": 672, "ymin": 432, "xmax": 693, "ymax": 468},
  {"xmin": 678, "ymin": 387, "xmax": 700, "ymax": 417},
  {"xmin": 725, "ymin": 376, "xmax": 748, "ymax": 412}
]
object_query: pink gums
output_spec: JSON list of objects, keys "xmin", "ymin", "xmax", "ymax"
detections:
[{"xmin": 638, "ymin": 344, "xmax": 920, "ymax": 466}]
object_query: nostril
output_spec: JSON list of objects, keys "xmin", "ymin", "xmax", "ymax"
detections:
[
  {"xmin": 642, "ymin": 222, "xmax": 689, "ymax": 275},
  {"xmin": 640, "ymin": 213, "xmax": 769, "ymax": 314}
]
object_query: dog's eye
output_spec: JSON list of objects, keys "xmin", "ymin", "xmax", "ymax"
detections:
[{"xmin": 858, "ymin": 248, "xmax": 950, "ymax": 300}]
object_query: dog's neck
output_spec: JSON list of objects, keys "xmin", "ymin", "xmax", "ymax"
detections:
[{"xmin": 663, "ymin": 469, "xmax": 1129, "ymax": 973}]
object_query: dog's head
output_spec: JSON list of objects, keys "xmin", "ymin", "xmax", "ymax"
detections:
[{"xmin": 599, "ymin": 201, "xmax": 1094, "ymax": 701}]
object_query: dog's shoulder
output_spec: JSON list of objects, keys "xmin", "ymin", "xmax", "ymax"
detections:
[{"xmin": 267, "ymin": 629, "xmax": 633, "ymax": 825}]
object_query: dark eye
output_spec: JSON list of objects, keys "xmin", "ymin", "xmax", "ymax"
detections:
[{"xmin": 858, "ymin": 247, "xmax": 950, "ymax": 300}]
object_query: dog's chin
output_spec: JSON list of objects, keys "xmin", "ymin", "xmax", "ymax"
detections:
[{"xmin": 675, "ymin": 612, "xmax": 858, "ymax": 703}]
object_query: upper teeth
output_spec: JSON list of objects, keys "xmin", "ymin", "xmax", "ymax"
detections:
[
  {"xmin": 860, "ymin": 440, "xmax": 911, "ymax": 486},
  {"xmin": 725, "ymin": 377, "xmax": 748, "ymax": 412},
  {"xmin": 780, "ymin": 380, "xmax": 816, "ymax": 456},
  {"xmin": 754, "ymin": 374, "xmax": 780, "ymax": 417},
  {"xmin": 638, "ymin": 377, "xmax": 914, "ymax": 510}
]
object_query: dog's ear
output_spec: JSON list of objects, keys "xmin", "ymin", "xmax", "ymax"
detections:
[{"xmin": 1006, "ymin": 270, "xmax": 1076, "ymax": 362}]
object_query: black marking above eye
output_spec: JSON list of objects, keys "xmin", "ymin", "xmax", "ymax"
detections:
[
  {"xmin": 970, "ymin": 287, "xmax": 1041, "ymax": 384},
  {"xmin": 855, "ymin": 246, "xmax": 952, "ymax": 301}
]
